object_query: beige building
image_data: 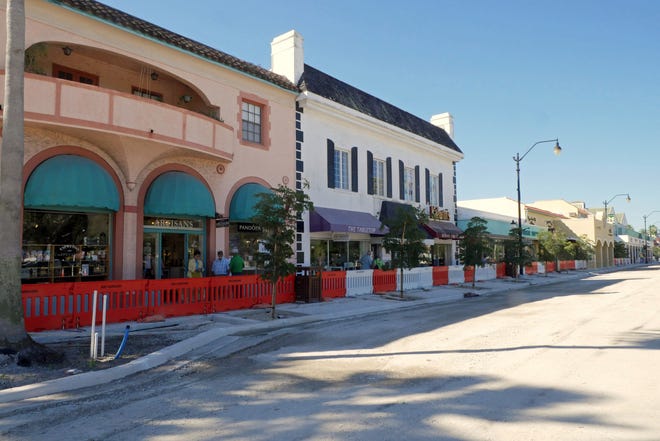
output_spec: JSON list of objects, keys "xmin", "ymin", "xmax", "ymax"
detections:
[{"xmin": 531, "ymin": 200, "xmax": 614, "ymax": 267}]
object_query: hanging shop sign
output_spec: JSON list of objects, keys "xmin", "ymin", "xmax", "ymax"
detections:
[{"xmin": 237, "ymin": 222, "xmax": 263, "ymax": 233}]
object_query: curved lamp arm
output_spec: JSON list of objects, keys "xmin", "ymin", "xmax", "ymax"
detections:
[{"xmin": 514, "ymin": 139, "xmax": 561, "ymax": 163}]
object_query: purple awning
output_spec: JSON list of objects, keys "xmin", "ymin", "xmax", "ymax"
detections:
[{"xmin": 310, "ymin": 207, "xmax": 388, "ymax": 235}]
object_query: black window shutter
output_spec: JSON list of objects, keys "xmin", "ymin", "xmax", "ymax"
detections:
[
  {"xmin": 386, "ymin": 157, "xmax": 392, "ymax": 198},
  {"xmin": 414, "ymin": 166, "xmax": 420, "ymax": 203},
  {"xmin": 351, "ymin": 146, "xmax": 358, "ymax": 192},
  {"xmin": 438, "ymin": 172, "xmax": 444, "ymax": 207},
  {"xmin": 425, "ymin": 168, "xmax": 430, "ymax": 204},
  {"xmin": 327, "ymin": 139, "xmax": 335, "ymax": 189},
  {"xmin": 367, "ymin": 151, "xmax": 374, "ymax": 195},
  {"xmin": 398, "ymin": 160, "xmax": 405, "ymax": 200}
]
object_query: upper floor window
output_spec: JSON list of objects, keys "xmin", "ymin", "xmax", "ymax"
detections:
[
  {"xmin": 53, "ymin": 64, "xmax": 98, "ymax": 86},
  {"xmin": 242, "ymin": 101, "xmax": 262, "ymax": 144},
  {"xmin": 429, "ymin": 174, "xmax": 440, "ymax": 205},
  {"xmin": 132, "ymin": 87, "xmax": 163, "ymax": 102},
  {"xmin": 334, "ymin": 149, "xmax": 350, "ymax": 190},
  {"xmin": 403, "ymin": 167, "xmax": 415, "ymax": 201},
  {"xmin": 372, "ymin": 158, "xmax": 385, "ymax": 197}
]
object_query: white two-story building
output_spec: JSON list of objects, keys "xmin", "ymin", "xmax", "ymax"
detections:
[{"xmin": 271, "ymin": 31, "xmax": 464, "ymax": 269}]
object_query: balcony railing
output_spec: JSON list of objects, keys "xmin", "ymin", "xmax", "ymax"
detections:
[{"xmin": 1, "ymin": 73, "xmax": 234, "ymax": 160}]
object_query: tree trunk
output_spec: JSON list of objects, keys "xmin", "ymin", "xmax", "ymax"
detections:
[
  {"xmin": 270, "ymin": 242, "xmax": 278, "ymax": 319},
  {"xmin": 0, "ymin": 0, "xmax": 32, "ymax": 350}
]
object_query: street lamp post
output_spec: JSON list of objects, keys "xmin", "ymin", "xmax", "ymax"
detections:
[
  {"xmin": 602, "ymin": 194, "xmax": 630, "ymax": 225},
  {"xmin": 514, "ymin": 139, "xmax": 562, "ymax": 277},
  {"xmin": 642, "ymin": 210, "xmax": 660, "ymax": 263}
]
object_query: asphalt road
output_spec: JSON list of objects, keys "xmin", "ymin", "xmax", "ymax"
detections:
[{"xmin": 2, "ymin": 267, "xmax": 659, "ymax": 440}]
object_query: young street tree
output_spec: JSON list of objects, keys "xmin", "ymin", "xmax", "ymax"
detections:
[
  {"xmin": 457, "ymin": 217, "xmax": 491, "ymax": 288},
  {"xmin": 537, "ymin": 229, "xmax": 568, "ymax": 273},
  {"xmin": 252, "ymin": 184, "xmax": 313, "ymax": 319},
  {"xmin": 0, "ymin": 0, "xmax": 31, "ymax": 351},
  {"xmin": 564, "ymin": 234, "xmax": 594, "ymax": 261},
  {"xmin": 382, "ymin": 205, "xmax": 428, "ymax": 297},
  {"xmin": 504, "ymin": 226, "xmax": 533, "ymax": 278}
]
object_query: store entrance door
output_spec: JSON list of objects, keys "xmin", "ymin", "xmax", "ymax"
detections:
[
  {"xmin": 143, "ymin": 217, "xmax": 206, "ymax": 279},
  {"xmin": 161, "ymin": 233, "xmax": 185, "ymax": 279}
]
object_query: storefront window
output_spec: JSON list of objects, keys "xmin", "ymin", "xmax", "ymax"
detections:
[
  {"xmin": 311, "ymin": 240, "xmax": 329, "ymax": 268},
  {"xmin": 313, "ymin": 239, "xmax": 369, "ymax": 270},
  {"xmin": 228, "ymin": 223, "xmax": 266, "ymax": 274},
  {"xmin": 22, "ymin": 210, "xmax": 111, "ymax": 283}
]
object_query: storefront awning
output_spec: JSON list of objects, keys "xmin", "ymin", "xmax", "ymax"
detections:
[
  {"xmin": 423, "ymin": 220, "xmax": 463, "ymax": 240},
  {"xmin": 229, "ymin": 183, "xmax": 273, "ymax": 222},
  {"xmin": 379, "ymin": 200, "xmax": 416, "ymax": 224},
  {"xmin": 310, "ymin": 206, "xmax": 388, "ymax": 235},
  {"xmin": 24, "ymin": 155, "xmax": 119, "ymax": 211},
  {"xmin": 145, "ymin": 171, "xmax": 215, "ymax": 217}
]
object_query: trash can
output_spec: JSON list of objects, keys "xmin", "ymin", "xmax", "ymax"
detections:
[{"xmin": 295, "ymin": 266, "xmax": 322, "ymax": 302}]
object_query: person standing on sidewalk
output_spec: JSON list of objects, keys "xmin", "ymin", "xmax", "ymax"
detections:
[
  {"xmin": 187, "ymin": 250, "xmax": 204, "ymax": 278},
  {"xmin": 211, "ymin": 250, "xmax": 230, "ymax": 276},
  {"xmin": 229, "ymin": 248, "xmax": 244, "ymax": 275},
  {"xmin": 360, "ymin": 250, "xmax": 373, "ymax": 270}
]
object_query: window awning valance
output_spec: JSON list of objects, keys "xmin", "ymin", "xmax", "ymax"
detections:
[
  {"xmin": 145, "ymin": 171, "xmax": 215, "ymax": 217},
  {"xmin": 24, "ymin": 155, "xmax": 119, "ymax": 212}
]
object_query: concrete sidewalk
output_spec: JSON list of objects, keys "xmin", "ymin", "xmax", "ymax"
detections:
[{"xmin": 0, "ymin": 269, "xmax": 595, "ymax": 404}]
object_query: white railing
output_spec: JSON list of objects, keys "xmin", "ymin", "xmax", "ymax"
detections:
[
  {"xmin": 345, "ymin": 270, "xmax": 374, "ymax": 297},
  {"xmin": 448, "ymin": 265, "xmax": 465, "ymax": 284}
]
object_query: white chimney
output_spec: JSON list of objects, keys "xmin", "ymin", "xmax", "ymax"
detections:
[
  {"xmin": 430, "ymin": 112, "xmax": 454, "ymax": 139},
  {"xmin": 271, "ymin": 30, "xmax": 304, "ymax": 84}
]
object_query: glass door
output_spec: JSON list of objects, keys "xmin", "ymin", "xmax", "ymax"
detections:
[
  {"xmin": 161, "ymin": 233, "xmax": 185, "ymax": 278},
  {"xmin": 143, "ymin": 233, "xmax": 157, "ymax": 278}
]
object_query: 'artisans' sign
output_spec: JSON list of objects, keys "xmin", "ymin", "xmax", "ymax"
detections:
[{"xmin": 144, "ymin": 217, "xmax": 203, "ymax": 230}]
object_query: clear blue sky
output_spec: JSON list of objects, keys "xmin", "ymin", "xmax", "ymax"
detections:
[{"xmin": 101, "ymin": 0, "xmax": 660, "ymax": 231}]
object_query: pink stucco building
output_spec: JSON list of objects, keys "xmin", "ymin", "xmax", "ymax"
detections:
[{"xmin": 2, "ymin": 0, "xmax": 298, "ymax": 282}]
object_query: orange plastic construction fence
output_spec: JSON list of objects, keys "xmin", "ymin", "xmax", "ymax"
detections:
[
  {"xmin": 372, "ymin": 269, "xmax": 397, "ymax": 294},
  {"xmin": 432, "ymin": 266, "xmax": 449, "ymax": 285},
  {"xmin": 559, "ymin": 260, "xmax": 576, "ymax": 271},
  {"xmin": 321, "ymin": 271, "xmax": 346, "ymax": 299},
  {"xmin": 22, "ymin": 275, "xmax": 296, "ymax": 332},
  {"xmin": 525, "ymin": 262, "xmax": 538, "ymax": 275},
  {"xmin": 464, "ymin": 266, "xmax": 475, "ymax": 283}
]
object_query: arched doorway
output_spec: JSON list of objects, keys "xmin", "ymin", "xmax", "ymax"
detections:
[
  {"xmin": 142, "ymin": 171, "xmax": 215, "ymax": 279},
  {"xmin": 227, "ymin": 182, "xmax": 273, "ymax": 274}
]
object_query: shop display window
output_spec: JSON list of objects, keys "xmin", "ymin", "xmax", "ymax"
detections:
[
  {"xmin": 311, "ymin": 239, "xmax": 368, "ymax": 270},
  {"xmin": 22, "ymin": 210, "xmax": 111, "ymax": 283}
]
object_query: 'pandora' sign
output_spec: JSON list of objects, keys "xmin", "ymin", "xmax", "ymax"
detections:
[{"xmin": 237, "ymin": 223, "xmax": 263, "ymax": 233}]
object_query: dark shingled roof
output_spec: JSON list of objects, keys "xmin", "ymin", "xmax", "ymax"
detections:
[
  {"xmin": 299, "ymin": 65, "xmax": 462, "ymax": 154},
  {"xmin": 51, "ymin": 0, "xmax": 298, "ymax": 92}
]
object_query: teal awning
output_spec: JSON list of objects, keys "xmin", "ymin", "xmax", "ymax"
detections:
[
  {"xmin": 24, "ymin": 155, "xmax": 119, "ymax": 211},
  {"xmin": 145, "ymin": 172, "xmax": 215, "ymax": 217},
  {"xmin": 457, "ymin": 218, "xmax": 543, "ymax": 239},
  {"xmin": 229, "ymin": 183, "xmax": 272, "ymax": 222}
]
